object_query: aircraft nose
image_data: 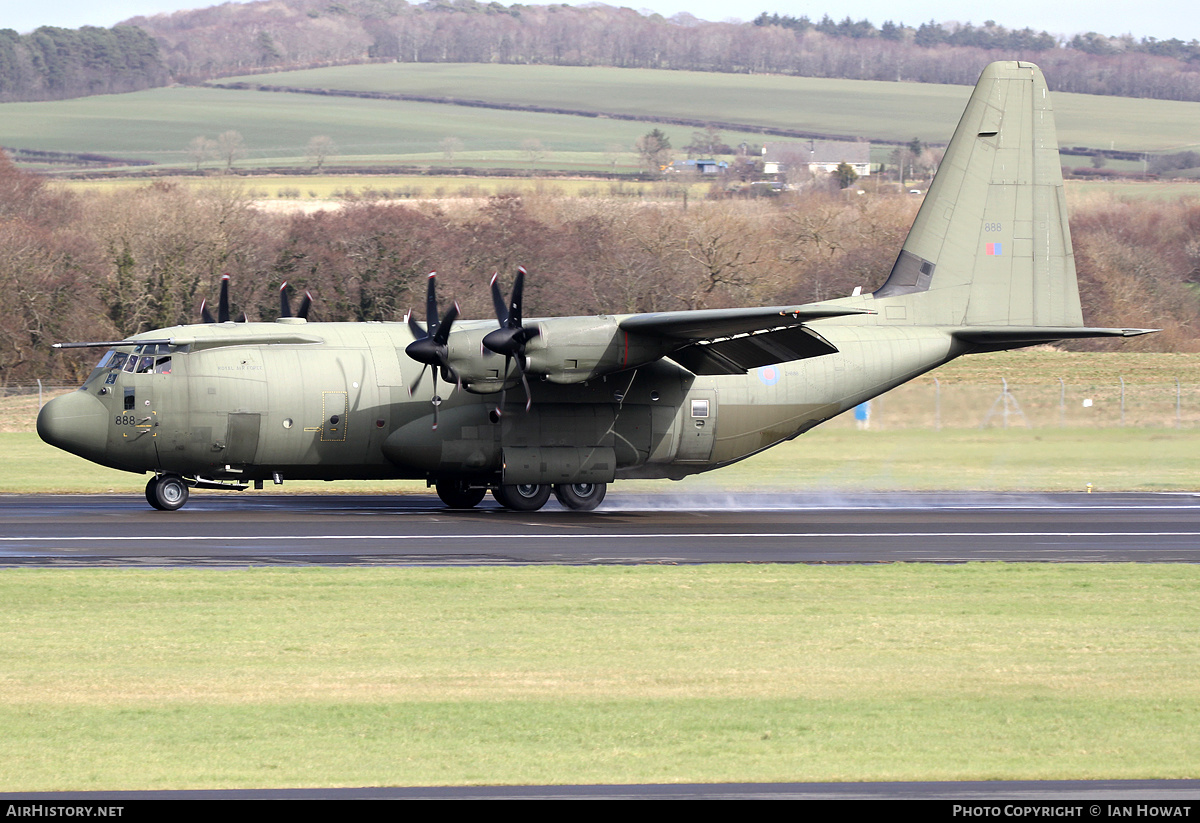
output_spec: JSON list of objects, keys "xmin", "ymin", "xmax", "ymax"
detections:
[{"xmin": 37, "ymin": 390, "xmax": 109, "ymax": 463}]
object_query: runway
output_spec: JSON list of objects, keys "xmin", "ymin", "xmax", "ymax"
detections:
[{"xmin": 2, "ymin": 491, "xmax": 1198, "ymax": 566}]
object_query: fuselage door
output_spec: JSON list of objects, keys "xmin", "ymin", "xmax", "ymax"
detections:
[{"xmin": 675, "ymin": 389, "xmax": 717, "ymax": 462}]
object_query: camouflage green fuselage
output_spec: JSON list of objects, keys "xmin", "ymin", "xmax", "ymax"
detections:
[{"xmin": 67, "ymin": 319, "xmax": 957, "ymax": 485}]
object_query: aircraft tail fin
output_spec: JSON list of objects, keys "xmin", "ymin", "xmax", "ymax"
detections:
[{"xmin": 873, "ymin": 61, "xmax": 1083, "ymax": 329}]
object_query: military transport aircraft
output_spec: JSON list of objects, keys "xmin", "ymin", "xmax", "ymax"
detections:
[{"xmin": 38, "ymin": 62, "xmax": 1150, "ymax": 512}]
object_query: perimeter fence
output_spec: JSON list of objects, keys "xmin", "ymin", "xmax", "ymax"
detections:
[
  {"xmin": 3, "ymin": 378, "xmax": 1200, "ymax": 432},
  {"xmin": 831, "ymin": 376, "xmax": 1200, "ymax": 430}
]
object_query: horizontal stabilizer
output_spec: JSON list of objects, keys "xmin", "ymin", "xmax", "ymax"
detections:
[
  {"xmin": 953, "ymin": 326, "xmax": 1157, "ymax": 351},
  {"xmin": 671, "ymin": 325, "xmax": 838, "ymax": 375}
]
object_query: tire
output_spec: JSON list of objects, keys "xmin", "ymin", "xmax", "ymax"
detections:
[
  {"xmin": 145, "ymin": 476, "xmax": 165, "ymax": 510},
  {"xmin": 492, "ymin": 483, "xmax": 551, "ymax": 512},
  {"xmin": 152, "ymin": 474, "xmax": 189, "ymax": 511},
  {"xmin": 553, "ymin": 483, "xmax": 607, "ymax": 511},
  {"xmin": 436, "ymin": 479, "xmax": 487, "ymax": 509}
]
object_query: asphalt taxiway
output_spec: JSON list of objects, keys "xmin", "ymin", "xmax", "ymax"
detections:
[{"xmin": 2, "ymin": 491, "xmax": 1198, "ymax": 566}]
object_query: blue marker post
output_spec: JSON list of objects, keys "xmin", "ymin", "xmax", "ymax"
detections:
[{"xmin": 854, "ymin": 401, "xmax": 871, "ymax": 430}]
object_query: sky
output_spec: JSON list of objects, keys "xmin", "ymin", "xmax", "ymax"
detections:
[{"xmin": 3, "ymin": 0, "xmax": 1196, "ymax": 43}]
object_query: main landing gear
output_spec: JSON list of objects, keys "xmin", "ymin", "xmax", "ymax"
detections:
[
  {"xmin": 435, "ymin": 481, "xmax": 608, "ymax": 512},
  {"xmin": 145, "ymin": 474, "xmax": 189, "ymax": 511}
]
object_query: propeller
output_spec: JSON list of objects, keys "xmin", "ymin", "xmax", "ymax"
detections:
[
  {"xmin": 483, "ymin": 267, "xmax": 539, "ymax": 414},
  {"xmin": 404, "ymin": 272, "xmax": 460, "ymax": 430},
  {"xmin": 279, "ymin": 282, "xmax": 313, "ymax": 319},
  {"xmin": 201, "ymin": 274, "xmax": 236, "ymax": 323},
  {"xmin": 199, "ymin": 275, "xmax": 313, "ymax": 325}
]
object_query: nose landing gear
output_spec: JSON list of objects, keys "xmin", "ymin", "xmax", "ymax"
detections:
[{"xmin": 145, "ymin": 474, "xmax": 189, "ymax": 511}]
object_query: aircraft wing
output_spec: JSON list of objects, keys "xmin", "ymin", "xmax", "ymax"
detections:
[
  {"xmin": 618, "ymin": 305, "xmax": 869, "ymax": 339},
  {"xmin": 618, "ymin": 305, "xmax": 867, "ymax": 375}
]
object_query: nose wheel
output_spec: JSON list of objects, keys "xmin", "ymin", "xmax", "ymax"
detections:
[{"xmin": 145, "ymin": 474, "xmax": 189, "ymax": 511}]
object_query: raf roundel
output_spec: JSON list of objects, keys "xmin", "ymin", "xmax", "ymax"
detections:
[{"xmin": 758, "ymin": 365, "xmax": 780, "ymax": 386}]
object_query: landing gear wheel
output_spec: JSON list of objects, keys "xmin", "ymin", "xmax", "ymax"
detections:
[
  {"xmin": 553, "ymin": 482, "xmax": 607, "ymax": 511},
  {"xmin": 436, "ymin": 479, "xmax": 487, "ymax": 509},
  {"xmin": 147, "ymin": 474, "xmax": 189, "ymax": 511},
  {"xmin": 492, "ymin": 484, "xmax": 551, "ymax": 512}
]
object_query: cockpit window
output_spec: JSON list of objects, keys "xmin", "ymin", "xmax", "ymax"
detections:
[
  {"xmin": 135, "ymin": 356, "xmax": 155, "ymax": 374},
  {"xmin": 108, "ymin": 352, "xmax": 129, "ymax": 371},
  {"xmin": 154, "ymin": 357, "xmax": 172, "ymax": 375},
  {"xmin": 122, "ymin": 355, "xmax": 137, "ymax": 374}
]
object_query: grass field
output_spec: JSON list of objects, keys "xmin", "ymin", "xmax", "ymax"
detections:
[
  {"xmin": 5, "ymin": 64, "xmax": 1200, "ymax": 174},
  {"xmin": 2, "ymin": 564, "xmax": 1198, "ymax": 789},
  {"xmin": 226, "ymin": 64, "xmax": 1200, "ymax": 154}
]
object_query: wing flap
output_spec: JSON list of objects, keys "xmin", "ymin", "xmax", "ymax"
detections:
[{"xmin": 670, "ymin": 325, "xmax": 838, "ymax": 375}]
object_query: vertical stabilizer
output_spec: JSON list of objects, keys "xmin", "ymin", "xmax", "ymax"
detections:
[{"xmin": 873, "ymin": 62, "xmax": 1082, "ymax": 328}]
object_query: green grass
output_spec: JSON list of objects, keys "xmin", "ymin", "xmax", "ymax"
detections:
[
  {"xmin": 1, "ymin": 564, "xmax": 1197, "ymax": 789},
  {"xmin": 228, "ymin": 63, "xmax": 1200, "ymax": 153},
  {"xmin": 6, "ymin": 64, "xmax": 1200, "ymax": 173},
  {"xmin": 0, "ymin": 85, "xmax": 757, "ymax": 172}
]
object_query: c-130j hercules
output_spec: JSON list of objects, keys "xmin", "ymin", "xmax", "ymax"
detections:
[{"xmin": 39, "ymin": 62, "xmax": 1150, "ymax": 512}]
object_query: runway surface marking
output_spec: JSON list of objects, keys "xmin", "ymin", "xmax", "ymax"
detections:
[{"xmin": 4, "ymin": 532, "xmax": 1199, "ymax": 542}]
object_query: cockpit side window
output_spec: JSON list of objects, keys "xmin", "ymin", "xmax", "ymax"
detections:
[
  {"xmin": 136, "ymin": 356, "xmax": 155, "ymax": 374},
  {"xmin": 154, "ymin": 357, "xmax": 172, "ymax": 375},
  {"xmin": 109, "ymin": 352, "xmax": 129, "ymax": 371}
]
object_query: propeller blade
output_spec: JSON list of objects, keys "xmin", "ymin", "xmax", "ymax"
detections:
[
  {"xmin": 279, "ymin": 282, "xmax": 292, "ymax": 318},
  {"xmin": 490, "ymin": 272, "xmax": 508, "ymax": 326},
  {"xmin": 200, "ymin": 298, "xmax": 215, "ymax": 324},
  {"xmin": 297, "ymin": 292, "xmax": 312, "ymax": 320},
  {"xmin": 520, "ymin": 367, "xmax": 532, "ymax": 412},
  {"xmin": 434, "ymin": 303, "xmax": 459, "ymax": 346},
  {"xmin": 217, "ymin": 274, "xmax": 230, "ymax": 323},
  {"xmin": 510, "ymin": 266, "xmax": 525, "ymax": 328},
  {"xmin": 425, "ymin": 271, "xmax": 438, "ymax": 335},
  {"xmin": 408, "ymin": 364, "xmax": 428, "ymax": 397}
]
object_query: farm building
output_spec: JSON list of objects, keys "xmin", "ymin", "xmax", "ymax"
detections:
[{"xmin": 762, "ymin": 140, "xmax": 871, "ymax": 177}]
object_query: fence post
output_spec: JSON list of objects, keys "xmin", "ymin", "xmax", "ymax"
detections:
[
  {"xmin": 37, "ymin": 378, "xmax": 43, "ymax": 411},
  {"xmin": 1058, "ymin": 377, "xmax": 1065, "ymax": 427},
  {"xmin": 933, "ymin": 376, "xmax": 941, "ymax": 431}
]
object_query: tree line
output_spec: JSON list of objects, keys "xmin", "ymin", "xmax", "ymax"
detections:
[
  {"xmin": 1, "ymin": 153, "xmax": 1195, "ymax": 385},
  {"xmin": 5, "ymin": 2, "xmax": 1200, "ymax": 104},
  {"xmin": 0, "ymin": 25, "xmax": 166, "ymax": 102},
  {"xmin": 130, "ymin": 1, "xmax": 1200, "ymax": 102}
]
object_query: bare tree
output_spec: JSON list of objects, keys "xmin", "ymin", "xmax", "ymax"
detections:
[
  {"xmin": 186, "ymin": 136, "xmax": 216, "ymax": 171},
  {"xmin": 440, "ymin": 136, "xmax": 464, "ymax": 164},
  {"xmin": 216, "ymin": 131, "xmax": 246, "ymax": 172},
  {"xmin": 306, "ymin": 136, "xmax": 337, "ymax": 170},
  {"xmin": 520, "ymin": 138, "xmax": 547, "ymax": 170}
]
